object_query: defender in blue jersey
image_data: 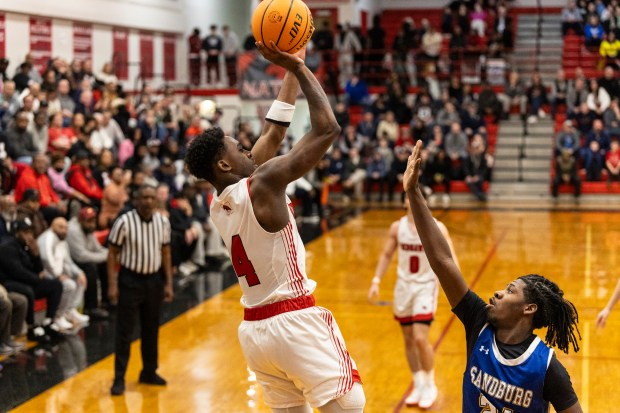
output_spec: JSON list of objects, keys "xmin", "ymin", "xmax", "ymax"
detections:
[{"xmin": 401, "ymin": 141, "xmax": 582, "ymax": 413}]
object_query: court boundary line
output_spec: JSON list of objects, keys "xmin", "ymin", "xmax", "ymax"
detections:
[{"xmin": 393, "ymin": 228, "xmax": 508, "ymax": 412}]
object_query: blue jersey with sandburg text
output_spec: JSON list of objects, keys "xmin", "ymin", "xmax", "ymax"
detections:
[{"xmin": 462, "ymin": 323, "xmax": 553, "ymax": 413}]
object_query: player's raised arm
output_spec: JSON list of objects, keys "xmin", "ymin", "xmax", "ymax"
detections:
[
  {"xmin": 252, "ymin": 41, "xmax": 340, "ymax": 188},
  {"xmin": 251, "ymin": 48, "xmax": 305, "ymax": 165},
  {"xmin": 404, "ymin": 141, "xmax": 468, "ymax": 308}
]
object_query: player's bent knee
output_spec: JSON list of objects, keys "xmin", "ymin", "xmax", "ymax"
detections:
[
  {"xmin": 271, "ymin": 404, "xmax": 312, "ymax": 413},
  {"xmin": 319, "ymin": 383, "xmax": 366, "ymax": 412}
]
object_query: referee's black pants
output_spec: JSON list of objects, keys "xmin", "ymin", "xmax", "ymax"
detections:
[{"xmin": 114, "ymin": 267, "xmax": 164, "ymax": 381}]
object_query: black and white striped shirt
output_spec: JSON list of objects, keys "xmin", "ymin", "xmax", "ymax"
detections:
[{"xmin": 108, "ymin": 210, "xmax": 171, "ymax": 274}]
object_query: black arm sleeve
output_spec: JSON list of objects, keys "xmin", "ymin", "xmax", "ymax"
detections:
[
  {"xmin": 543, "ymin": 355, "xmax": 579, "ymax": 411},
  {"xmin": 452, "ymin": 289, "xmax": 491, "ymax": 359}
]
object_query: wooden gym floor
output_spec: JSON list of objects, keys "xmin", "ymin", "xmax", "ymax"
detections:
[{"xmin": 10, "ymin": 208, "xmax": 620, "ymax": 412}]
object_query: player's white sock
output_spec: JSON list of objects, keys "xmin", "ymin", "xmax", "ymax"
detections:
[
  {"xmin": 414, "ymin": 370, "xmax": 425, "ymax": 388},
  {"xmin": 423, "ymin": 369, "xmax": 435, "ymax": 387}
]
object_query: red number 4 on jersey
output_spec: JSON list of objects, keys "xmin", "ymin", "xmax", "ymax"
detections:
[{"xmin": 231, "ymin": 235, "xmax": 261, "ymax": 287}]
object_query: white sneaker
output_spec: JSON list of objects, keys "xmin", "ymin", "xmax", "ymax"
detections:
[
  {"xmin": 419, "ymin": 384, "xmax": 438, "ymax": 409},
  {"xmin": 68, "ymin": 309, "xmax": 90, "ymax": 324},
  {"xmin": 538, "ymin": 108, "xmax": 547, "ymax": 118},
  {"xmin": 527, "ymin": 115, "xmax": 538, "ymax": 124},
  {"xmin": 441, "ymin": 194, "xmax": 451, "ymax": 209},
  {"xmin": 405, "ymin": 385, "xmax": 423, "ymax": 406},
  {"xmin": 54, "ymin": 316, "xmax": 73, "ymax": 331}
]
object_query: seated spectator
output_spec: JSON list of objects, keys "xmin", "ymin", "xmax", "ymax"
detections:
[
  {"xmin": 14, "ymin": 154, "xmax": 65, "ymax": 222},
  {"xmin": 365, "ymin": 151, "xmax": 387, "ymax": 202},
  {"xmin": 607, "ymin": 138, "xmax": 620, "ymax": 185},
  {"xmin": 496, "ymin": 5, "xmax": 514, "ymax": 49},
  {"xmin": 99, "ymin": 166, "xmax": 128, "ymax": 229},
  {"xmin": 436, "ymin": 101, "xmax": 461, "ymax": 133},
  {"xmin": 552, "ymin": 149, "xmax": 581, "ymax": 198},
  {"xmin": 585, "ymin": 15, "xmax": 605, "ymax": 48},
  {"xmin": 48, "ymin": 153, "xmax": 91, "ymax": 206},
  {"xmin": 16, "ymin": 189, "xmax": 47, "ymax": 238},
  {"xmin": 135, "ymin": 110, "xmax": 166, "ymax": 147},
  {"xmin": 469, "ymin": 3, "xmax": 488, "ymax": 37},
  {"xmin": 479, "ymin": 83, "xmax": 503, "ymax": 122},
  {"xmin": 498, "ymin": 71, "xmax": 528, "ymax": 118},
  {"xmin": 603, "ymin": 100, "xmax": 620, "ymax": 139},
  {"xmin": 555, "ymin": 120, "xmax": 581, "ymax": 156},
  {"xmin": 38, "ymin": 217, "xmax": 90, "ymax": 331},
  {"xmin": 376, "ymin": 111, "xmax": 399, "ymax": 144},
  {"xmin": 327, "ymin": 147, "xmax": 346, "ymax": 186},
  {"xmin": 445, "ymin": 122, "xmax": 468, "ymax": 179},
  {"xmin": 395, "ymin": 126, "xmax": 415, "ymax": 150},
  {"xmin": 0, "ymin": 195, "xmax": 16, "ymax": 240},
  {"xmin": 386, "ymin": 146, "xmax": 408, "ymax": 202},
  {"xmin": 550, "ymin": 69, "xmax": 570, "ymax": 118},
  {"xmin": 341, "ymin": 147, "xmax": 367, "ymax": 201},
  {"xmin": 587, "ymin": 78, "xmax": 611, "ymax": 116},
  {"xmin": 168, "ymin": 191, "xmax": 206, "ymax": 274},
  {"xmin": 424, "ymin": 149, "xmax": 452, "ymax": 200},
  {"xmin": 333, "ymin": 102, "xmax": 350, "ymax": 131},
  {"xmin": 92, "ymin": 149, "xmax": 115, "ymax": 189},
  {"xmin": 356, "ymin": 111, "xmax": 377, "ymax": 144},
  {"xmin": 345, "ymin": 75, "xmax": 370, "ymax": 107},
  {"xmin": 0, "ymin": 81, "xmax": 21, "ymax": 128},
  {"xmin": 526, "ymin": 73, "xmax": 549, "ymax": 123},
  {"xmin": 599, "ymin": 66, "xmax": 620, "ymax": 99},
  {"xmin": 67, "ymin": 208, "xmax": 109, "ymax": 319},
  {"xmin": 566, "ymin": 77, "xmax": 589, "ymax": 114},
  {"xmin": 583, "ymin": 119, "xmax": 611, "ymax": 180},
  {"xmin": 0, "ymin": 218, "xmax": 64, "ymax": 342},
  {"xmin": 28, "ymin": 111, "xmax": 49, "ymax": 154},
  {"xmin": 48, "ymin": 112, "xmax": 76, "ymax": 154},
  {"xmin": 67, "ymin": 151, "xmax": 103, "ymax": 207},
  {"xmin": 600, "ymin": 32, "xmax": 620, "ymax": 68},
  {"xmin": 464, "ymin": 138, "xmax": 490, "ymax": 202},
  {"xmin": 0, "ymin": 284, "xmax": 27, "ymax": 355},
  {"xmin": 570, "ymin": 102, "xmax": 596, "ymax": 134},
  {"xmin": 184, "ymin": 115, "xmax": 203, "ymax": 146},
  {"xmin": 57, "ymin": 79, "xmax": 75, "ymax": 118},
  {"xmin": 5, "ymin": 111, "xmax": 38, "ymax": 163},
  {"xmin": 286, "ymin": 176, "xmax": 319, "ymax": 221},
  {"xmin": 461, "ymin": 102, "xmax": 487, "ymax": 137},
  {"xmin": 562, "ymin": 0, "xmax": 584, "ymax": 36},
  {"xmin": 338, "ymin": 126, "xmax": 364, "ymax": 159}
]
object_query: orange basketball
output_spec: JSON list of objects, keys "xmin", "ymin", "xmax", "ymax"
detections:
[{"xmin": 251, "ymin": 0, "xmax": 315, "ymax": 53}]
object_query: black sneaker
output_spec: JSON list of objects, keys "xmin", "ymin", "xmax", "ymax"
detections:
[
  {"xmin": 85, "ymin": 308, "xmax": 109, "ymax": 320},
  {"xmin": 110, "ymin": 378, "xmax": 125, "ymax": 396},
  {"xmin": 139, "ymin": 372, "xmax": 167, "ymax": 386}
]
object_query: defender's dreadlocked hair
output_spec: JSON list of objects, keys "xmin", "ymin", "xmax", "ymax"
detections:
[
  {"xmin": 519, "ymin": 274, "xmax": 581, "ymax": 354},
  {"xmin": 185, "ymin": 128, "xmax": 226, "ymax": 182}
]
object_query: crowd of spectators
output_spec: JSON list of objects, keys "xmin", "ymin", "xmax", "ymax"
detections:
[{"xmin": 0, "ymin": 52, "xmax": 231, "ymax": 348}]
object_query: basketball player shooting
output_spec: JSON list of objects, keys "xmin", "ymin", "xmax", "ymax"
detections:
[
  {"xmin": 185, "ymin": 41, "xmax": 365, "ymax": 413},
  {"xmin": 402, "ymin": 141, "xmax": 583, "ymax": 413}
]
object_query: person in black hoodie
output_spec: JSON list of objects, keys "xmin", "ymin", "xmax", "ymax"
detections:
[{"xmin": 0, "ymin": 218, "xmax": 63, "ymax": 342}]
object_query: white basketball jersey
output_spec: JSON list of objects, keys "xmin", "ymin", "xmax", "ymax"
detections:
[
  {"xmin": 397, "ymin": 216, "xmax": 436, "ymax": 283},
  {"xmin": 210, "ymin": 178, "xmax": 317, "ymax": 308}
]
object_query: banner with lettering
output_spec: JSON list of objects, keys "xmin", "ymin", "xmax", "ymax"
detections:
[
  {"xmin": 139, "ymin": 31, "xmax": 154, "ymax": 80},
  {"xmin": 73, "ymin": 23, "xmax": 92, "ymax": 62},
  {"xmin": 112, "ymin": 28, "xmax": 128, "ymax": 80},
  {"xmin": 163, "ymin": 34, "xmax": 176, "ymax": 81},
  {"xmin": 0, "ymin": 15, "xmax": 5, "ymax": 58},
  {"xmin": 29, "ymin": 18, "xmax": 52, "ymax": 73}
]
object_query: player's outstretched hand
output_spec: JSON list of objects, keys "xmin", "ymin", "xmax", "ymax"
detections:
[
  {"xmin": 403, "ymin": 140, "xmax": 423, "ymax": 194},
  {"xmin": 596, "ymin": 308, "xmax": 611, "ymax": 329},
  {"xmin": 256, "ymin": 41, "xmax": 305, "ymax": 72},
  {"xmin": 368, "ymin": 283, "xmax": 380, "ymax": 304}
]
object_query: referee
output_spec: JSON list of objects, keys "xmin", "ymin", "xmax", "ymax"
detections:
[{"xmin": 107, "ymin": 184, "xmax": 173, "ymax": 396}]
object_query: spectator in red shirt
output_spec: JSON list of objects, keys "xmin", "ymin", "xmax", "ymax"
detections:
[
  {"xmin": 67, "ymin": 151, "xmax": 103, "ymax": 206},
  {"xmin": 606, "ymin": 139, "xmax": 620, "ymax": 185},
  {"xmin": 14, "ymin": 154, "xmax": 64, "ymax": 222},
  {"xmin": 47, "ymin": 112, "xmax": 76, "ymax": 154}
]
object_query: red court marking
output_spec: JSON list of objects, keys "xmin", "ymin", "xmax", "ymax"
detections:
[{"xmin": 393, "ymin": 229, "xmax": 508, "ymax": 412}]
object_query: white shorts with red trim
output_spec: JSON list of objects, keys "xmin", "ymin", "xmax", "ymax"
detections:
[
  {"xmin": 393, "ymin": 278, "xmax": 439, "ymax": 324},
  {"xmin": 238, "ymin": 306, "xmax": 362, "ymax": 409}
]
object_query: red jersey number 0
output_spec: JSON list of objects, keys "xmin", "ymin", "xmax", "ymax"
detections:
[{"xmin": 231, "ymin": 235, "xmax": 261, "ymax": 287}]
